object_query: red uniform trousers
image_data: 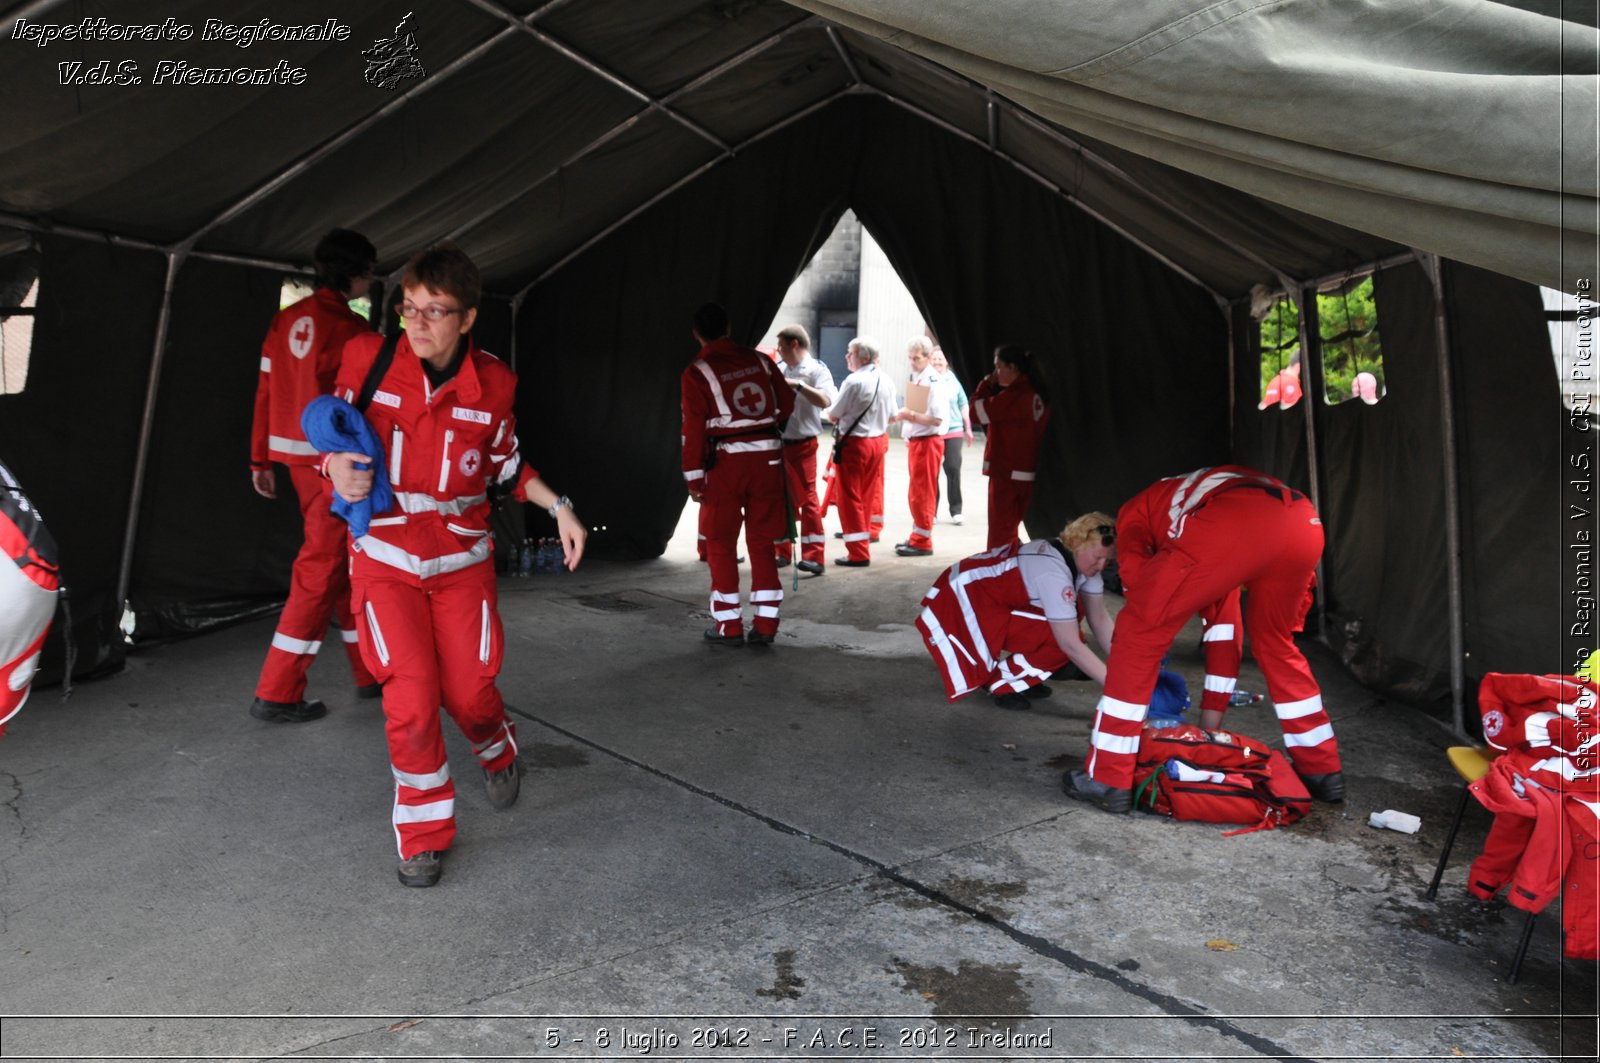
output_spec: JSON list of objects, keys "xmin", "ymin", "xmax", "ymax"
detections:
[
  {"xmin": 905, "ymin": 435, "xmax": 944, "ymax": 551},
  {"xmin": 871, "ymin": 451, "xmax": 886, "ymax": 539},
  {"xmin": 703, "ymin": 449, "xmax": 786, "ymax": 638},
  {"xmin": 1086, "ymin": 489, "xmax": 1338, "ymax": 789},
  {"xmin": 917, "ymin": 546, "xmax": 1067, "ymax": 700},
  {"xmin": 836, "ymin": 434, "xmax": 887, "ymax": 561},
  {"xmin": 986, "ymin": 476, "xmax": 1034, "ymax": 550},
  {"xmin": 255, "ymin": 465, "xmax": 374, "ymax": 703},
  {"xmin": 1199, "ymin": 590, "xmax": 1244, "ymax": 714},
  {"xmin": 776, "ymin": 437, "xmax": 825, "ymax": 565},
  {"xmin": 352, "ymin": 558, "xmax": 516, "ymax": 860}
]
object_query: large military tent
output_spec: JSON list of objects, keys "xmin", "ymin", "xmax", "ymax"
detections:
[{"xmin": 0, "ymin": 0, "xmax": 1594, "ymax": 735}]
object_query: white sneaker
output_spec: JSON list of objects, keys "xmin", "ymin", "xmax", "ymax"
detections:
[{"xmin": 950, "ymin": 514, "xmax": 964, "ymax": 525}]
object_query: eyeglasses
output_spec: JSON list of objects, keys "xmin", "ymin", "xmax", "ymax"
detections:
[
  {"xmin": 1095, "ymin": 523, "xmax": 1116, "ymax": 547},
  {"xmin": 399, "ymin": 303, "xmax": 461, "ymax": 322}
]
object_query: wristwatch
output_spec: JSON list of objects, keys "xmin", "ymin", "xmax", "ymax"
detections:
[{"xmin": 547, "ymin": 495, "xmax": 573, "ymax": 518}]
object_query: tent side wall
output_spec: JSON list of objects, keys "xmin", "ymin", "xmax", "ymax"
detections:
[
  {"xmin": 1235, "ymin": 259, "xmax": 1563, "ymax": 713},
  {"xmin": 0, "ymin": 236, "xmax": 172, "ymax": 680},
  {"xmin": 128, "ymin": 256, "xmax": 306, "ymax": 641}
]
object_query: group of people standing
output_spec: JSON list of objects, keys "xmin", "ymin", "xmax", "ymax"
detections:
[
  {"xmin": 248, "ymin": 232, "xmax": 585, "ymax": 888},
  {"xmin": 681, "ymin": 318, "xmax": 1055, "ymax": 636}
]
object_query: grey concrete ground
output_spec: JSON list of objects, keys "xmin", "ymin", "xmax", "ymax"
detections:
[{"xmin": 2, "ymin": 440, "xmax": 1597, "ymax": 1062}]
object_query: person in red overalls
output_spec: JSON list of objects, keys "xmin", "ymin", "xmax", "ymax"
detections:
[
  {"xmin": 972, "ymin": 344, "xmax": 1050, "ymax": 549},
  {"xmin": 681, "ymin": 303, "xmax": 795, "ymax": 645},
  {"xmin": 248, "ymin": 230, "xmax": 380, "ymax": 723},
  {"xmin": 917, "ymin": 513, "xmax": 1116, "ymax": 710},
  {"xmin": 892, "ymin": 336, "xmax": 946, "ymax": 558},
  {"xmin": 826, "ymin": 338, "xmax": 896, "ymax": 567},
  {"xmin": 773, "ymin": 324, "xmax": 836, "ymax": 576},
  {"xmin": 326, "ymin": 242, "xmax": 586, "ymax": 887},
  {"xmin": 1065, "ymin": 466, "xmax": 1342, "ymax": 812}
]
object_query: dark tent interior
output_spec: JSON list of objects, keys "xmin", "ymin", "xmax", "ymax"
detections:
[{"xmin": 0, "ymin": 0, "xmax": 1592, "ymax": 739}]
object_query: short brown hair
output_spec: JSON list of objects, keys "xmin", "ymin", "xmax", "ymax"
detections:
[
  {"xmin": 1060, "ymin": 511, "xmax": 1116, "ymax": 551},
  {"xmin": 402, "ymin": 241, "xmax": 481, "ymax": 310},
  {"xmin": 776, "ymin": 323, "xmax": 811, "ymax": 349}
]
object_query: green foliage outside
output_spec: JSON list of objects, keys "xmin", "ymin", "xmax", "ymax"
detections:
[
  {"xmin": 1259, "ymin": 297, "xmax": 1300, "ymax": 402},
  {"xmin": 1257, "ymin": 275, "xmax": 1385, "ymax": 406}
]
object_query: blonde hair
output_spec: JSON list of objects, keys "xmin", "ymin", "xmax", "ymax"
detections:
[{"xmin": 1060, "ymin": 511, "xmax": 1116, "ymax": 551}]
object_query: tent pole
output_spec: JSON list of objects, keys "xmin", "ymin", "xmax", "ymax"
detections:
[
  {"xmin": 1419, "ymin": 251, "xmax": 1468, "ymax": 738},
  {"xmin": 1290, "ymin": 284, "xmax": 1328, "ymax": 641},
  {"xmin": 1221, "ymin": 296, "xmax": 1236, "ymax": 456},
  {"xmin": 509, "ymin": 293, "xmax": 524, "ymax": 373},
  {"xmin": 114, "ymin": 247, "xmax": 189, "ymax": 619}
]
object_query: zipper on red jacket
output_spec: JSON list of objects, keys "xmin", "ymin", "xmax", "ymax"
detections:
[{"xmin": 438, "ymin": 429, "xmax": 454, "ymax": 492}]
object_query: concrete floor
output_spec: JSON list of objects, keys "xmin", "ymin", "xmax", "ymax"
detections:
[{"xmin": 2, "ymin": 440, "xmax": 1596, "ymax": 1061}]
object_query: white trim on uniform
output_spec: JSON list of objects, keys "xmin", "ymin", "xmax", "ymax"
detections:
[
  {"xmin": 354, "ymin": 534, "xmax": 491, "ymax": 579},
  {"xmin": 271, "ymin": 632, "xmax": 321, "ymax": 655},
  {"xmin": 268, "ymin": 435, "xmax": 318, "ymax": 456}
]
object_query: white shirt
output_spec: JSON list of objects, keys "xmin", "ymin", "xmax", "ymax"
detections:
[
  {"xmin": 828, "ymin": 364, "xmax": 895, "ymax": 437},
  {"xmin": 902, "ymin": 365, "xmax": 950, "ymax": 439},
  {"xmin": 1015, "ymin": 540, "xmax": 1103, "ymax": 622},
  {"xmin": 780, "ymin": 355, "xmax": 837, "ymax": 441}
]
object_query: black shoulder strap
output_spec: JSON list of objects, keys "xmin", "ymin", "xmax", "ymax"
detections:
[
  {"xmin": 354, "ymin": 330, "xmax": 401, "ymax": 412},
  {"xmin": 1044, "ymin": 537, "xmax": 1079, "ymax": 580},
  {"xmin": 842, "ymin": 371, "xmax": 882, "ymax": 439}
]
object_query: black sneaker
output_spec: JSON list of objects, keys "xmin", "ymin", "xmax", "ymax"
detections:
[
  {"xmin": 1024, "ymin": 684, "xmax": 1053, "ymax": 699},
  {"xmin": 795, "ymin": 560, "xmax": 825, "ymax": 576},
  {"xmin": 703, "ymin": 627, "xmax": 746, "ymax": 646},
  {"xmin": 1051, "ymin": 663, "xmax": 1089, "ymax": 681},
  {"xmin": 1062, "ymin": 770, "xmax": 1133, "ymax": 813},
  {"xmin": 834, "ymin": 557, "xmax": 870, "ymax": 568},
  {"xmin": 775, "ymin": 556, "xmax": 791, "ymax": 569},
  {"xmin": 250, "ymin": 697, "xmax": 327, "ymax": 723},
  {"xmin": 993, "ymin": 692, "xmax": 1031, "ymax": 710},
  {"xmin": 894, "ymin": 543, "xmax": 934, "ymax": 557},
  {"xmin": 485, "ymin": 759, "xmax": 520, "ymax": 809},
  {"xmin": 397, "ymin": 850, "xmax": 443, "ymax": 888},
  {"xmin": 746, "ymin": 630, "xmax": 776, "ymax": 646},
  {"xmin": 1298, "ymin": 770, "xmax": 1345, "ymax": 803},
  {"xmin": 356, "ymin": 683, "xmax": 384, "ymax": 700}
]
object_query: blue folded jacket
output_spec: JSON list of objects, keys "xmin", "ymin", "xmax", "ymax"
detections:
[{"xmin": 300, "ymin": 395, "xmax": 394, "ymax": 538}]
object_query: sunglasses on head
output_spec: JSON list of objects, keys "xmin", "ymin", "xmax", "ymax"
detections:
[{"xmin": 1095, "ymin": 523, "xmax": 1116, "ymax": 547}]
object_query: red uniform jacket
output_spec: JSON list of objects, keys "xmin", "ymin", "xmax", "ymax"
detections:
[
  {"xmin": 680, "ymin": 337, "xmax": 795, "ymax": 485},
  {"xmin": 972, "ymin": 375, "xmax": 1049, "ymax": 482},
  {"xmin": 333, "ymin": 332, "xmax": 533, "ymax": 581},
  {"xmin": 251, "ymin": 288, "xmax": 372, "ymax": 469}
]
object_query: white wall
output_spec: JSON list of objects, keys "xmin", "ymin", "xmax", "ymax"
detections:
[{"xmin": 856, "ymin": 224, "xmax": 926, "ymax": 402}]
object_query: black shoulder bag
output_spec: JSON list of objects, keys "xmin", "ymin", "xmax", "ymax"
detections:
[{"xmin": 832, "ymin": 372, "xmax": 882, "ymax": 465}]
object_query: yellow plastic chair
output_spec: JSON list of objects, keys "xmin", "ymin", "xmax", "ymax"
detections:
[{"xmin": 1425, "ymin": 745, "xmax": 1538, "ymax": 983}]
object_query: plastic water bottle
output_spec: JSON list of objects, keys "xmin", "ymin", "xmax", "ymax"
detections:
[
  {"xmin": 518, "ymin": 538, "xmax": 536, "ymax": 577},
  {"xmin": 1167, "ymin": 760, "xmax": 1225, "ymax": 783},
  {"xmin": 536, "ymin": 537, "xmax": 564, "ymax": 573},
  {"xmin": 1146, "ymin": 707, "xmax": 1187, "ymax": 731}
]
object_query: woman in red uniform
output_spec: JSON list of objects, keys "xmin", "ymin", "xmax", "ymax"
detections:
[
  {"xmin": 326, "ymin": 242, "xmax": 586, "ymax": 887},
  {"xmin": 916, "ymin": 513, "xmax": 1115, "ymax": 710},
  {"xmin": 971, "ymin": 344, "xmax": 1050, "ymax": 549}
]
